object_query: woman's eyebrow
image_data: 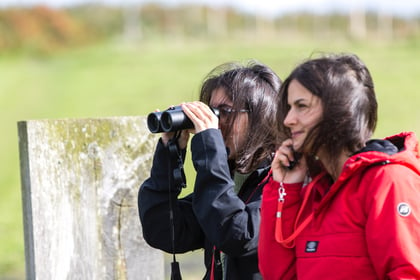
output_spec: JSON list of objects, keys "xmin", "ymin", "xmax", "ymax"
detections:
[
  {"xmin": 213, "ymin": 103, "xmax": 231, "ymax": 108},
  {"xmin": 289, "ymin": 98, "xmax": 306, "ymax": 106}
]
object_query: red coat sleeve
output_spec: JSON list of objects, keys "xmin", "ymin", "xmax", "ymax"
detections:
[
  {"xmin": 258, "ymin": 176, "xmax": 303, "ymax": 280},
  {"xmin": 364, "ymin": 164, "xmax": 420, "ymax": 279}
]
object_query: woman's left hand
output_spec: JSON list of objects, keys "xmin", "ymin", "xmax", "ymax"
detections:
[
  {"xmin": 272, "ymin": 139, "xmax": 307, "ymax": 183},
  {"xmin": 181, "ymin": 102, "xmax": 219, "ymax": 133}
]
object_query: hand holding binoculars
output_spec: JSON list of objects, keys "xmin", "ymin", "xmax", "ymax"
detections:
[{"xmin": 147, "ymin": 105, "xmax": 220, "ymax": 133}]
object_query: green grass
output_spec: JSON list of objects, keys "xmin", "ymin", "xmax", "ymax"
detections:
[{"xmin": 1, "ymin": 37, "xmax": 419, "ymax": 278}]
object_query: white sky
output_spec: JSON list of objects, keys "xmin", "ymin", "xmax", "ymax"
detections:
[{"xmin": 1, "ymin": 0, "xmax": 420, "ymax": 17}]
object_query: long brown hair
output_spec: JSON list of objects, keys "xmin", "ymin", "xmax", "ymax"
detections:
[
  {"xmin": 277, "ymin": 53, "xmax": 377, "ymax": 171},
  {"xmin": 200, "ymin": 61, "xmax": 282, "ymax": 173}
]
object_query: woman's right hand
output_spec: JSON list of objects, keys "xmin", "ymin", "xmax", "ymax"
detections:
[
  {"xmin": 181, "ymin": 101, "xmax": 219, "ymax": 133},
  {"xmin": 160, "ymin": 101, "xmax": 218, "ymax": 150},
  {"xmin": 271, "ymin": 139, "xmax": 307, "ymax": 183}
]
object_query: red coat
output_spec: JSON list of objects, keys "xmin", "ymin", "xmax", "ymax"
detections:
[{"xmin": 258, "ymin": 132, "xmax": 420, "ymax": 279}]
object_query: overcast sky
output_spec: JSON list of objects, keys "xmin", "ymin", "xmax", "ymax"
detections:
[{"xmin": 1, "ymin": 0, "xmax": 420, "ymax": 17}]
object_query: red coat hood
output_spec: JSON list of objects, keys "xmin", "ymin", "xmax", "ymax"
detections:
[
  {"xmin": 344, "ymin": 131, "xmax": 420, "ymax": 178},
  {"xmin": 316, "ymin": 131, "xmax": 420, "ymax": 214}
]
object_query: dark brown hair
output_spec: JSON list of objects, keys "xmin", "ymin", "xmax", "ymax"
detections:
[
  {"xmin": 277, "ymin": 53, "xmax": 377, "ymax": 169},
  {"xmin": 200, "ymin": 61, "xmax": 282, "ymax": 173}
]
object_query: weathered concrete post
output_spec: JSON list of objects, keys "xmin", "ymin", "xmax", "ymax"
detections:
[{"xmin": 18, "ymin": 116, "xmax": 163, "ymax": 280}]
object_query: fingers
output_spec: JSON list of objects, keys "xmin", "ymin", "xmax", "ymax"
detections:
[
  {"xmin": 181, "ymin": 102, "xmax": 218, "ymax": 133},
  {"xmin": 275, "ymin": 139, "xmax": 295, "ymax": 168},
  {"xmin": 182, "ymin": 101, "xmax": 213, "ymax": 119},
  {"xmin": 271, "ymin": 150, "xmax": 286, "ymax": 182},
  {"xmin": 271, "ymin": 139, "xmax": 307, "ymax": 183}
]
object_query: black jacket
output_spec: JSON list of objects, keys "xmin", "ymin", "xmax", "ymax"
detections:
[{"xmin": 138, "ymin": 129, "xmax": 270, "ymax": 280}]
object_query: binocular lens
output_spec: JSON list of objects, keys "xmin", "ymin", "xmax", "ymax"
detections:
[
  {"xmin": 147, "ymin": 112, "xmax": 163, "ymax": 133},
  {"xmin": 160, "ymin": 112, "xmax": 172, "ymax": 131}
]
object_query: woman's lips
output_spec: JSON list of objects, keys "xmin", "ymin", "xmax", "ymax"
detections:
[{"xmin": 291, "ymin": 131, "xmax": 303, "ymax": 139}]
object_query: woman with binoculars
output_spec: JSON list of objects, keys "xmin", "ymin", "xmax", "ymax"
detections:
[{"xmin": 138, "ymin": 60, "xmax": 281, "ymax": 279}]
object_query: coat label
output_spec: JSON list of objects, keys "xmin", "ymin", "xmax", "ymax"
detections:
[{"xmin": 305, "ymin": 241, "xmax": 319, "ymax": 253}]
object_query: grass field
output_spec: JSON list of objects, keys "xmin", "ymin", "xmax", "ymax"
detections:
[{"xmin": 0, "ymin": 37, "xmax": 419, "ymax": 278}]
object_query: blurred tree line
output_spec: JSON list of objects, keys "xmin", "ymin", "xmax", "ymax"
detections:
[{"xmin": 0, "ymin": 3, "xmax": 419, "ymax": 54}]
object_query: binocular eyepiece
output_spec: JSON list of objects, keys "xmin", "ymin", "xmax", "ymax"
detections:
[{"xmin": 147, "ymin": 105, "xmax": 220, "ymax": 133}]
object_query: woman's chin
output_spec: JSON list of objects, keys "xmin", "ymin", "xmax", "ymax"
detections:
[{"xmin": 292, "ymin": 143, "xmax": 302, "ymax": 152}]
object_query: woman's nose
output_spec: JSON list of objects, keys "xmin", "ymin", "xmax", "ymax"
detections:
[{"xmin": 283, "ymin": 110, "xmax": 295, "ymax": 127}]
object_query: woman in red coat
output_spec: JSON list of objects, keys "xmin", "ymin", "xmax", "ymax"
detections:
[{"xmin": 258, "ymin": 53, "xmax": 420, "ymax": 279}]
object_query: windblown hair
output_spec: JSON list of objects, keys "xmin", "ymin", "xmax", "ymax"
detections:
[
  {"xmin": 277, "ymin": 53, "xmax": 377, "ymax": 169},
  {"xmin": 200, "ymin": 61, "xmax": 282, "ymax": 173}
]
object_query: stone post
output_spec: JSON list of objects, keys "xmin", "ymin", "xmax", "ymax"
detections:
[{"xmin": 18, "ymin": 117, "xmax": 163, "ymax": 280}]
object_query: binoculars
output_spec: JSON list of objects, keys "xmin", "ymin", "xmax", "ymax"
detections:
[{"xmin": 147, "ymin": 105, "xmax": 219, "ymax": 133}]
